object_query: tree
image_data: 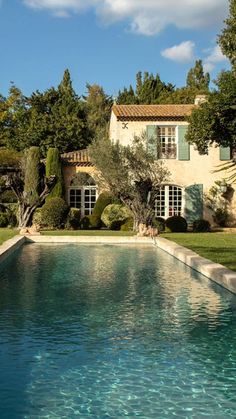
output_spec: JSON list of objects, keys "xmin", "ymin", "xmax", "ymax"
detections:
[
  {"xmin": 218, "ymin": 0, "xmax": 236, "ymax": 69},
  {"xmin": 186, "ymin": 0, "xmax": 236, "ymax": 158},
  {"xmin": 186, "ymin": 60, "xmax": 210, "ymax": 91},
  {"xmin": 2, "ymin": 147, "xmax": 56, "ymax": 227},
  {"xmin": 46, "ymin": 148, "xmax": 64, "ymax": 199},
  {"xmin": 0, "ymin": 70, "xmax": 89, "ymax": 156},
  {"xmin": 89, "ymin": 134, "xmax": 170, "ymax": 231},
  {"xmin": 84, "ymin": 84, "xmax": 113, "ymax": 138}
]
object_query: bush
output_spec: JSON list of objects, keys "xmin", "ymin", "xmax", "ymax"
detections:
[
  {"xmin": 101, "ymin": 204, "xmax": 132, "ymax": 230},
  {"xmin": 80, "ymin": 216, "xmax": 90, "ymax": 230},
  {"xmin": 165, "ymin": 215, "xmax": 187, "ymax": 232},
  {"xmin": 213, "ymin": 208, "xmax": 229, "ymax": 227},
  {"xmin": 193, "ymin": 219, "xmax": 211, "ymax": 232},
  {"xmin": 120, "ymin": 217, "xmax": 134, "ymax": 231},
  {"xmin": 88, "ymin": 215, "xmax": 102, "ymax": 229},
  {"xmin": 0, "ymin": 212, "xmax": 9, "ymax": 227},
  {"xmin": 66, "ymin": 208, "xmax": 81, "ymax": 230},
  {"xmin": 0, "ymin": 190, "xmax": 18, "ymax": 203},
  {"xmin": 32, "ymin": 208, "xmax": 43, "ymax": 227},
  {"xmin": 153, "ymin": 217, "xmax": 165, "ymax": 233},
  {"xmin": 92, "ymin": 192, "xmax": 113, "ymax": 218},
  {"xmin": 41, "ymin": 198, "xmax": 69, "ymax": 228}
]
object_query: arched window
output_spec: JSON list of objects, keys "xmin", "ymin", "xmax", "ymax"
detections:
[
  {"xmin": 69, "ymin": 173, "xmax": 97, "ymax": 216},
  {"xmin": 154, "ymin": 185, "xmax": 183, "ymax": 219}
]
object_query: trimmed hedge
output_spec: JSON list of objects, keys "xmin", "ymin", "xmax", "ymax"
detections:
[
  {"xmin": 92, "ymin": 192, "xmax": 113, "ymax": 218},
  {"xmin": 66, "ymin": 208, "xmax": 81, "ymax": 230},
  {"xmin": 153, "ymin": 217, "xmax": 165, "ymax": 233},
  {"xmin": 41, "ymin": 198, "xmax": 68, "ymax": 228},
  {"xmin": 101, "ymin": 204, "xmax": 132, "ymax": 230},
  {"xmin": 193, "ymin": 219, "xmax": 211, "ymax": 232},
  {"xmin": 165, "ymin": 216, "xmax": 188, "ymax": 232},
  {"xmin": 120, "ymin": 218, "xmax": 134, "ymax": 231}
]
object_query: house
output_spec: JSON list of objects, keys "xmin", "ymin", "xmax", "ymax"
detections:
[{"xmin": 62, "ymin": 97, "xmax": 235, "ymax": 224}]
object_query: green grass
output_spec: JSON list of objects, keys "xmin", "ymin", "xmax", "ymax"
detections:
[
  {"xmin": 0, "ymin": 229, "xmax": 18, "ymax": 245},
  {"xmin": 41, "ymin": 230, "xmax": 136, "ymax": 236},
  {"xmin": 162, "ymin": 232, "xmax": 236, "ymax": 271}
]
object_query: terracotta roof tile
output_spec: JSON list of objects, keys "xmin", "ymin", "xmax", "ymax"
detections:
[
  {"xmin": 61, "ymin": 149, "xmax": 93, "ymax": 166},
  {"xmin": 112, "ymin": 104, "xmax": 195, "ymax": 120}
]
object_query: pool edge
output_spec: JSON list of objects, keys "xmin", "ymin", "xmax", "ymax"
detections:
[
  {"xmin": 0, "ymin": 235, "xmax": 26, "ymax": 263},
  {"xmin": 154, "ymin": 237, "xmax": 236, "ymax": 295}
]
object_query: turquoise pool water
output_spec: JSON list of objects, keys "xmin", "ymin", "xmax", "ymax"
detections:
[{"xmin": 0, "ymin": 243, "xmax": 236, "ymax": 418}]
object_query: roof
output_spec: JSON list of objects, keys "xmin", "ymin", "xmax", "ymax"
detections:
[
  {"xmin": 61, "ymin": 149, "xmax": 93, "ymax": 166},
  {"xmin": 112, "ymin": 104, "xmax": 195, "ymax": 121}
]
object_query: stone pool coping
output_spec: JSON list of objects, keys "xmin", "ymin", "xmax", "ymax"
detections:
[
  {"xmin": 154, "ymin": 237, "xmax": 236, "ymax": 295},
  {"xmin": 0, "ymin": 234, "xmax": 236, "ymax": 295}
]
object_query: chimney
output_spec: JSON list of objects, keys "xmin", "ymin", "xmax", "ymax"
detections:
[{"xmin": 194, "ymin": 95, "xmax": 207, "ymax": 105}]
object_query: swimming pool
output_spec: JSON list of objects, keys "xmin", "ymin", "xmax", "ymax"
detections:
[{"xmin": 0, "ymin": 243, "xmax": 236, "ymax": 418}]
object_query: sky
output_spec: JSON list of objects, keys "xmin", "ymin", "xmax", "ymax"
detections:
[{"xmin": 0, "ymin": 0, "xmax": 230, "ymax": 98}]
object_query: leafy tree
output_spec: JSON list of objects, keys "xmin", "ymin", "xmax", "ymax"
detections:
[
  {"xmin": 186, "ymin": 60, "xmax": 210, "ymax": 91},
  {"xmin": 218, "ymin": 0, "xmax": 236, "ymax": 69},
  {"xmin": 186, "ymin": 0, "xmax": 236, "ymax": 163},
  {"xmin": 46, "ymin": 147, "xmax": 64, "ymax": 199},
  {"xmin": 84, "ymin": 83, "xmax": 113, "ymax": 138},
  {"xmin": 116, "ymin": 86, "xmax": 136, "ymax": 104},
  {"xmin": 89, "ymin": 134, "xmax": 170, "ymax": 231},
  {"xmin": 0, "ymin": 70, "xmax": 89, "ymax": 155}
]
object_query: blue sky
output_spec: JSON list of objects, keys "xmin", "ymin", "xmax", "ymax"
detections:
[{"xmin": 0, "ymin": 0, "xmax": 230, "ymax": 98}]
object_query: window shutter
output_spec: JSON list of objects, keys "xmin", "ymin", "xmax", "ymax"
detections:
[
  {"xmin": 185, "ymin": 184, "xmax": 203, "ymax": 223},
  {"xmin": 178, "ymin": 126, "xmax": 190, "ymax": 160},
  {"xmin": 146, "ymin": 125, "xmax": 157, "ymax": 158},
  {"xmin": 220, "ymin": 146, "xmax": 231, "ymax": 161}
]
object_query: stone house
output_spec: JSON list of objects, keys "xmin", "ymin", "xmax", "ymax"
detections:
[{"xmin": 62, "ymin": 98, "xmax": 235, "ymax": 224}]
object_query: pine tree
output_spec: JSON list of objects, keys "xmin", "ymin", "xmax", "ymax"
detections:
[
  {"xmin": 219, "ymin": 0, "xmax": 236, "ymax": 69},
  {"xmin": 186, "ymin": 60, "xmax": 210, "ymax": 91},
  {"xmin": 85, "ymin": 84, "xmax": 113, "ymax": 139}
]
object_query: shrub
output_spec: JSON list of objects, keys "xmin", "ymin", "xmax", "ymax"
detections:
[
  {"xmin": 120, "ymin": 217, "xmax": 134, "ymax": 231},
  {"xmin": 213, "ymin": 208, "xmax": 229, "ymax": 227},
  {"xmin": 193, "ymin": 219, "xmax": 211, "ymax": 232},
  {"xmin": 153, "ymin": 217, "xmax": 165, "ymax": 233},
  {"xmin": 32, "ymin": 208, "xmax": 43, "ymax": 227},
  {"xmin": 0, "ymin": 190, "xmax": 18, "ymax": 203},
  {"xmin": 80, "ymin": 216, "xmax": 90, "ymax": 230},
  {"xmin": 92, "ymin": 192, "xmax": 114, "ymax": 217},
  {"xmin": 101, "ymin": 204, "xmax": 132, "ymax": 230},
  {"xmin": 165, "ymin": 215, "xmax": 187, "ymax": 232},
  {"xmin": 66, "ymin": 208, "xmax": 81, "ymax": 230},
  {"xmin": 41, "ymin": 198, "xmax": 69, "ymax": 228},
  {"xmin": 87, "ymin": 214, "xmax": 102, "ymax": 229},
  {"xmin": 0, "ymin": 212, "xmax": 9, "ymax": 227}
]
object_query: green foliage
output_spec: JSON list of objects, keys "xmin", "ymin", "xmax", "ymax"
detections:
[
  {"xmin": 41, "ymin": 197, "xmax": 69, "ymax": 228},
  {"xmin": 84, "ymin": 84, "xmax": 113, "ymax": 139},
  {"xmin": 80, "ymin": 216, "xmax": 90, "ymax": 230},
  {"xmin": 0, "ymin": 148, "xmax": 22, "ymax": 168},
  {"xmin": 101, "ymin": 204, "xmax": 132, "ymax": 230},
  {"xmin": 32, "ymin": 208, "xmax": 43, "ymax": 227},
  {"xmin": 0, "ymin": 190, "xmax": 17, "ymax": 203},
  {"xmin": 186, "ymin": 60, "xmax": 210, "ymax": 91},
  {"xmin": 66, "ymin": 208, "xmax": 81, "ymax": 230},
  {"xmin": 24, "ymin": 146, "xmax": 40, "ymax": 206},
  {"xmin": 218, "ymin": 0, "xmax": 236, "ymax": 69},
  {"xmin": 213, "ymin": 208, "xmax": 229, "ymax": 227},
  {"xmin": 153, "ymin": 217, "xmax": 165, "ymax": 233},
  {"xmin": 92, "ymin": 192, "xmax": 113, "ymax": 217},
  {"xmin": 192, "ymin": 219, "xmax": 211, "ymax": 232},
  {"xmin": 0, "ymin": 212, "xmax": 9, "ymax": 227},
  {"xmin": 120, "ymin": 217, "xmax": 134, "ymax": 231},
  {"xmin": 186, "ymin": 71, "xmax": 236, "ymax": 154},
  {"xmin": 165, "ymin": 216, "xmax": 188, "ymax": 232},
  {"xmin": 46, "ymin": 148, "xmax": 64, "ymax": 199}
]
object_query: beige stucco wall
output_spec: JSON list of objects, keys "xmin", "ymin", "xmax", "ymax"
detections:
[{"xmin": 109, "ymin": 111, "xmax": 236, "ymax": 223}]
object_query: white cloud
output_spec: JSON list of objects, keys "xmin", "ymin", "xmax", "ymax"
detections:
[
  {"xmin": 203, "ymin": 45, "xmax": 227, "ymax": 72},
  {"xmin": 161, "ymin": 41, "xmax": 195, "ymax": 63},
  {"xmin": 22, "ymin": 0, "xmax": 228, "ymax": 36}
]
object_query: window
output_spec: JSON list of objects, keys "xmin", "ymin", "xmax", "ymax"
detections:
[
  {"xmin": 154, "ymin": 185, "xmax": 183, "ymax": 219},
  {"xmin": 157, "ymin": 126, "xmax": 176, "ymax": 159},
  {"xmin": 69, "ymin": 173, "xmax": 97, "ymax": 216}
]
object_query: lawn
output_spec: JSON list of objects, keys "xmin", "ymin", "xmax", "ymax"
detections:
[
  {"xmin": 0, "ymin": 229, "xmax": 18, "ymax": 245},
  {"xmin": 42, "ymin": 230, "xmax": 136, "ymax": 236},
  {"xmin": 162, "ymin": 232, "xmax": 236, "ymax": 272}
]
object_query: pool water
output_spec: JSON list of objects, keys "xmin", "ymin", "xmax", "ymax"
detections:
[{"xmin": 0, "ymin": 243, "xmax": 236, "ymax": 418}]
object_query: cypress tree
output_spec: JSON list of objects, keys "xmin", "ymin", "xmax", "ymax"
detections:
[
  {"xmin": 46, "ymin": 147, "xmax": 64, "ymax": 199},
  {"xmin": 24, "ymin": 146, "xmax": 40, "ymax": 206}
]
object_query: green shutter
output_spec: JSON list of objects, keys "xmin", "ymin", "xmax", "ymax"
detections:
[
  {"xmin": 178, "ymin": 126, "xmax": 190, "ymax": 160},
  {"xmin": 220, "ymin": 146, "xmax": 231, "ymax": 160},
  {"xmin": 185, "ymin": 184, "xmax": 203, "ymax": 223},
  {"xmin": 146, "ymin": 125, "xmax": 157, "ymax": 158}
]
